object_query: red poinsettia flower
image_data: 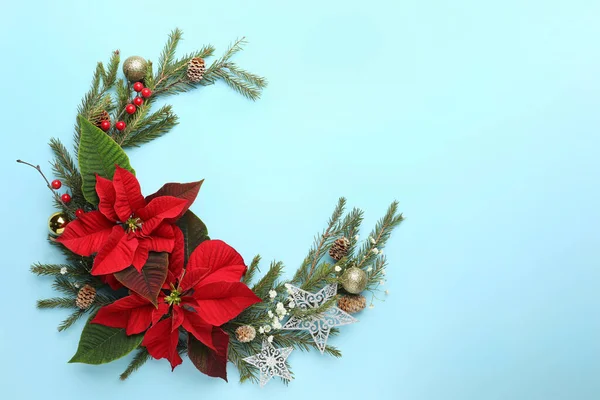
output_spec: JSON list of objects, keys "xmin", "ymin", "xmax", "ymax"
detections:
[
  {"xmin": 56, "ymin": 166, "xmax": 195, "ymax": 276},
  {"xmin": 92, "ymin": 231, "xmax": 261, "ymax": 377}
]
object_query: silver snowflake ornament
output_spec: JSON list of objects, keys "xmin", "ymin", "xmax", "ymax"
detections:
[
  {"xmin": 243, "ymin": 340, "xmax": 294, "ymax": 387},
  {"xmin": 282, "ymin": 283, "xmax": 357, "ymax": 354}
]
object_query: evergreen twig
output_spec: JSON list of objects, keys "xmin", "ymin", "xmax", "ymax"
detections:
[{"xmin": 120, "ymin": 348, "xmax": 151, "ymax": 380}]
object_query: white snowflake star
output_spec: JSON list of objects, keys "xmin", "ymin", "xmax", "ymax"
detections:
[
  {"xmin": 282, "ymin": 284, "xmax": 357, "ymax": 354},
  {"xmin": 243, "ymin": 340, "xmax": 293, "ymax": 387}
]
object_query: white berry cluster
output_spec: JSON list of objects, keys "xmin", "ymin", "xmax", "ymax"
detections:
[{"xmin": 258, "ymin": 288, "xmax": 297, "ymax": 341}]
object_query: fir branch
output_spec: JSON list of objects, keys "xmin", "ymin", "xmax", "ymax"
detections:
[
  {"xmin": 37, "ymin": 297, "xmax": 76, "ymax": 309},
  {"xmin": 120, "ymin": 348, "xmax": 151, "ymax": 380},
  {"xmin": 119, "ymin": 105, "xmax": 179, "ymax": 148},
  {"xmin": 252, "ymin": 261, "xmax": 284, "ymax": 300},
  {"xmin": 223, "ymin": 62, "xmax": 268, "ymax": 89},
  {"xmin": 213, "ymin": 70, "xmax": 263, "ymax": 101},
  {"xmin": 365, "ymin": 255, "xmax": 388, "ymax": 292},
  {"xmin": 242, "ymin": 255, "xmax": 261, "ymax": 285},
  {"xmin": 340, "ymin": 208, "xmax": 364, "ymax": 256},
  {"xmin": 300, "ymin": 262, "xmax": 337, "ymax": 293},
  {"xmin": 49, "ymin": 138, "xmax": 83, "ymax": 208},
  {"xmin": 157, "ymin": 28, "xmax": 183, "ymax": 78},
  {"xmin": 103, "ymin": 50, "xmax": 120, "ymax": 89},
  {"xmin": 293, "ymin": 198, "xmax": 346, "ymax": 284},
  {"xmin": 57, "ymin": 309, "xmax": 87, "ymax": 331},
  {"xmin": 30, "ymin": 263, "xmax": 90, "ymax": 279},
  {"xmin": 355, "ymin": 201, "xmax": 404, "ymax": 270},
  {"xmin": 52, "ymin": 276, "xmax": 80, "ymax": 296}
]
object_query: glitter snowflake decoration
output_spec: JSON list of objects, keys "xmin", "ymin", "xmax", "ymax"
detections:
[
  {"xmin": 243, "ymin": 340, "xmax": 293, "ymax": 387},
  {"xmin": 281, "ymin": 283, "xmax": 357, "ymax": 354}
]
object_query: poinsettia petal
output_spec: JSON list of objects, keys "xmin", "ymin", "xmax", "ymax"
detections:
[
  {"xmin": 181, "ymin": 309, "xmax": 216, "ymax": 350},
  {"xmin": 131, "ymin": 242, "xmax": 150, "ymax": 271},
  {"xmin": 95, "ymin": 175, "xmax": 118, "ymax": 222},
  {"xmin": 91, "ymin": 294, "xmax": 153, "ymax": 335},
  {"xmin": 192, "ymin": 281, "xmax": 261, "ymax": 326},
  {"xmin": 91, "ymin": 226, "xmax": 138, "ymax": 275},
  {"xmin": 142, "ymin": 317, "xmax": 182, "ymax": 370},
  {"xmin": 164, "ymin": 226, "xmax": 185, "ymax": 288},
  {"xmin": 56, "ymin": 211, "xmax": 114, "ymax": 256},
  {"xmin": 152, "ymin": 300, "xmax": 169, "ymax": 326},
  {"xmin": 101, "ymin": 274, "xmax": 123, "ymax": 290},
  {"xmin": 188, "ymin": 327, "xmax": 230, "ymax": 381},
  {"xmin": 137, "ymin": 196, "xmax": 187, "ymax": 235},
  {"xmin": 112, "ymin": 165, "xmax": 146, "ymax": 222},
  {"xmin": 171, "ymin": 306, "xmax": 185, "ymax": 332},
  {"xmin": 144, "ymin": 223, "xmax": 175, "ymax": 252},
  {"xmin": 195, "ymin": 265, "xmax": 248, "ymax": 288},
  {"xmin": 181, "ymin": 240, "xmax": 245, "ymax": 290},
  {"xmin": 144, "ymin": 181, "xmax": 204, "ymax": 222}
]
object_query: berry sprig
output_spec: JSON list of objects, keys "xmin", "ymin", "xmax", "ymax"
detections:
[
  {"xmin": 97, "ymin": 81, "xmax": 152, "ymax": 134},
  {"xmin": 16, "ymin": 160, "xmax": 75, "ymax": 212}
]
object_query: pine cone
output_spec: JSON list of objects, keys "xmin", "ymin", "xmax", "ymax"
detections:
[
  {"xmin": 187, "ymin": 57, "xmax": 206, "ymax": 82},
  {"xmin": 337, "ymin": 294, "xmax": 366, "ymax": 314},
  {"xmin": 329, "ymin": 237, "xmax": 350, "ymax": 261},
  {"xmin": 235, "ymin": 325, "xmax": 256, "ymax": 343},
  {"xmin": 75, "ymin": 284, "xmax": 96, "ymax": 310},
  {"xmin": 90, "ymin": 110, "xmax": 110, "ymax": 128}
]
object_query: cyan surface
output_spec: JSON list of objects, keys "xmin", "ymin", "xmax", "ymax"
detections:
[{"xmin": 1, "ymin": 1, "xmax": 599, "ymax": 399}]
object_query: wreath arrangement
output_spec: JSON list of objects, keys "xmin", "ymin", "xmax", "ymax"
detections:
[{"xmin": 19, "ymin": 30, "xmax": 404, "ymax": 386}]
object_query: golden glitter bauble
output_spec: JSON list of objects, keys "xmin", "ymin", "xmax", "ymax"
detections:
[
  {"xmin": 340, "ymin": 267, "xmax": 367, "ymax": 294},
  {"xmin": 122, "ymin": 56, "xmax": 147, "ymax": 82},
  {"xmin": 48, "ymin": 212, "xmax": 69, "ymax": 236}
]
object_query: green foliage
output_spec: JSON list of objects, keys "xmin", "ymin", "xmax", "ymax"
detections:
[
  {"xmin": 119, "ymin": 105, "xmax": 179, "ymax": 148},
  {"xmin": 77, "ymin": 115, "xmax": 135, "ymax": 204},
  {"xmin": 242, "ymin": 255, "xmax": 261, "ymax": 285},
  {"xmin": 252, "ymin": 261, "xmax": 284, "ymax": 300},
  {"xmin": 37, "ymin": 297, "xmax": 76, "ymax": 309},
  {"xmin": 69, "ymin": 313, "xmax": 143, "ymax": 365},
  {"xmin": 58, "ymin": 309, "xmax": 89, "ymax": 332},
  {"xmin": 157, "ymin": 29, "xmax": 183, "ymax": 78},
  {"xmin": 49, "ymin": 138, "xmax": 83, "ymax": 213},
  {"xmin": 176, "ymin": 211, "xmax": 210, "ymax": 264},
  {"xmin": 120, "ymin": 348, "xmax": 151, "ymax": 381}
]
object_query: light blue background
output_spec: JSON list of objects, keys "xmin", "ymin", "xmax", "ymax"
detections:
[{"xmin": 1, "ymin": 0, "xmax": 599, "ymax": 399}]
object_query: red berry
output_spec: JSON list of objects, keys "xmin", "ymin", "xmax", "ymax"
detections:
[
  {"xmin": 141, "ymin": 88, "xmax": 152, "ymax": 98},
  {"xmin": 125, "ymin": 104, "xmax": 136, "ymax": 114},
  {"xmin": 61, "ymin": 193, "xmax": 72, "ymax": 203},
  {"xmin": 133, "ymin": 96, "xmax": 143, "ymax": 106},
  {"xmin": 51, "ymin": 179, "xmax": 62, "ymax": 190},
  {"xmin": 75, "ymin": 208, "xmax": 85, "ymax": 218},
  {"xmin": 115, "ymin": 121, "xmax": 126, "ymax": 131},
  {"xmin": 133, "ymin": 82, "xmax": 144, "ymax": 92},
  {"xmin": 100, "ymin": 120, "xmax": 111, "ymax": 131}
]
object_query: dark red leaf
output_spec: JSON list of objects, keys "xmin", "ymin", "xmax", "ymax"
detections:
[
  {"xmin": 114, "ymin": 252, "xmax": 169, "ymax": 306},
  {"xmin": 176, "ymin": 211, "xmax": 210, "ymax": 264},
  {"xmin": 187, "ymin": 327, "xmax": 229, "ymax": 381},
  {"xmin": 145, "ymin": 181, "xmax": 204, "ymax": 222}
]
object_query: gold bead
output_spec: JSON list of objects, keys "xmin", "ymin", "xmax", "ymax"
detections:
[
  {"xmin": 48, "ymin": 212, "xmax": 69, "ymax": 236},
  {"xmin": 340, "ymin": 267, "xmax": 367, "ymax": 294},
  {"xmin": 122, "ymin": 56, "xmax": 147, "ymax": 82}
]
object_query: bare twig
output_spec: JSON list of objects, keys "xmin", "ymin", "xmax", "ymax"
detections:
[{"xmin": 16, "ymin": 159, "xmax": 73, "ymax": 211}]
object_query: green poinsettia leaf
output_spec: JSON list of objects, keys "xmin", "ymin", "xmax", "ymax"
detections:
[
  {"xmin": 176, "ymin": 210, "xmax": 210, "ymax": 263},
  {"xmin": 69, "ymin": 313, "xmax": 143, "ymax": 365},
  {"xmin": 78, "ymin": 115, "xmax": 135, "ymax": 205},
  {"xmin": 114, "ymin": 252, "xmax": 169, "ymax": 306}
]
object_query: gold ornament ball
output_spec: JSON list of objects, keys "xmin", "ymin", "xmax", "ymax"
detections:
[
  {"xmin": 122, "ymin": 56, "xmax": 147, "ymax": 82},
  {"xmin": 48, "ymin": 212, "xmax": 69, "ymax": 236},
  {"xmin": 340, "ymin": 267, "xmax": 367, "ymax": 294}
]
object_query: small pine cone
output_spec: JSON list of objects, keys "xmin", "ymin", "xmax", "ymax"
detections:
[
  {"xmin": 337, "ymin": 294, "xmax": 366, "ymax": 314},
  {"xmin": 75, "ymin": 284, "xmax": 96, "ymax": 310},
  {"xmin": 187, "ymin": 57, "xmax": 206, "ymax": 82},
  {"xmin": 235, "ymin": 325, "xmax": 256, "ymax": 343},
  {"xmin": 90, "ymin": 110, "xmax": 110, "ymax": 128},
  {"xmin": 329, "ymin": 237, "xmax": 350, "ymax": 261}
]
